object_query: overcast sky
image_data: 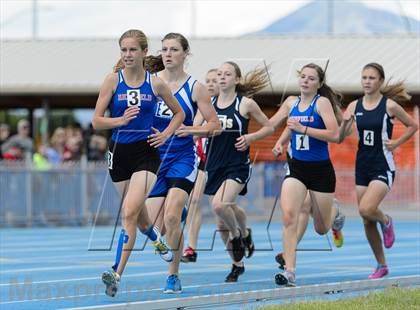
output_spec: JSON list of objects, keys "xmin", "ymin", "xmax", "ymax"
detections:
[{"xmin": 1, "ymin": 0, "xmax": 419, "ymax": 39}]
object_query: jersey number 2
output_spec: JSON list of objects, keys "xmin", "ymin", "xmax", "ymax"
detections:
[{"xmin": 156, "ymin": 100, "xmax": 174, "ymax": 118}]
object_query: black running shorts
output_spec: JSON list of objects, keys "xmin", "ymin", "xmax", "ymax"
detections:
[
  {"xmin": 205, "ymin": 163, "xmax": 252, "ymax": 196},
  {"xmin": 285, "ymin": 158, "xmax": 336, "ymax": 193},
  {"xmin": 355, "ymin": 167, "xmax": 395, "ymax": 189},
  {"xmin": 108, "ymin": 139, "xmax": 161, "ymax": 182}
]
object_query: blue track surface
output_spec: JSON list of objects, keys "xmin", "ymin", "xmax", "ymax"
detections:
[{"xmin": 1, "ymin": 219, "xmax": 419, "ymax": 309}]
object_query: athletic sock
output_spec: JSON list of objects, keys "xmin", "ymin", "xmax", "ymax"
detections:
[
  {"xmin": 233, "ymin": 261, "xmax": 244, "ymax": 267},
  {"xmin": 144, "ymin": 225, "xmax": 159, "ymax": 242}
]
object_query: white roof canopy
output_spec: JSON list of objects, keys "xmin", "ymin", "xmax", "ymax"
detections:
[{"xmin": 1, "ymin": 34, "xmax": 419, "ymax": 95}]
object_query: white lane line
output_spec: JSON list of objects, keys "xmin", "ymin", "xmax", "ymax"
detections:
[
  {"xmin": 2, "ymin": 248, "xmax": 418, "ymax": 276},
  {"xmin": 1, "ymin": 264, "xmax": 419, "ymax": 305},
  {"xmin": 60, "ymin": 275, "xmax": 420, "ymax": 310}
]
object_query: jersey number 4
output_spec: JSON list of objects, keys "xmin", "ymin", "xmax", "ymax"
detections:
[
  {"xmin": 127, "ymin": 89, "xmax": 141, "ymax": 107},
  {"xmin": 363, "ymin": 130, "xmax": 374, "ymax": 146}
]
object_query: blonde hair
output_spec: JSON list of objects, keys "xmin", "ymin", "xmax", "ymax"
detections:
[
  {"xmin": 50, "ymin": 127, "xmax": 65, "ymax": 149},
  {"xmin": 113, "ymin": 29, "xmax": 147, "ymax": 72},
  {"xmin": 112, "ymin": 29, "xmax": 165, "ymax": 74},
  {"xmin": 363, "ymin": 63, "xmax": 411, "ymax": 105},
  {"xmin": 225, "ymin": 61, "xmax": 270, "ymax": 98}
]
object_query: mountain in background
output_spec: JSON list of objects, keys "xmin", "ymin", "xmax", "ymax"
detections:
[{"xmin": 256, "ymin": 1, "xmax": 420, "ymax": 34}]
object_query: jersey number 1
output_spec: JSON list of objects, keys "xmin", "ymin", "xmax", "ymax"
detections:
[{"xmin": 296, "ymin": 134, "xmax": 309, "ymax": 151}]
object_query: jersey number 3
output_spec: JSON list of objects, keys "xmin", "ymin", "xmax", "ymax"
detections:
[
  {"xmin": 363, "ymin": 130, "xmax": 374, "ymax": 146},
  {"xmin": 127, "ymin": 89, "xmax": 141, "ymax": 107}
]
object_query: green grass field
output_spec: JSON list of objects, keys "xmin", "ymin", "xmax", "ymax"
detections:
[{"xmin": 256, "ymin": 288, "xmax": 420, "ymax": 310}]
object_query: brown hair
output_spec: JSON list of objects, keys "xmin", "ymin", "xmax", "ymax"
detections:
[
  {"xmin": 130, "ymin": 32, "xmax": 191, "ymax": 74},
  {"xmin": 363, "ymin": 63, "xmax": 411, "ymax": 104},
  {"xmin": 225, "ymin": 61, "xmax": 270, "ymax": 98},
  {"xmin": 162, "ymin": 32, "xmax": 190, "ymax": 53},
  {"xmin": 300, "ymin": 63, "xmax": 343, "ymax": 119}
]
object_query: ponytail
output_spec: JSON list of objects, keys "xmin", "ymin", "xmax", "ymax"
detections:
[
  {"xmin": 225, "ymin": 61, "xmax": 270, "ymax": 98},
  {"xmin": 363, "ymin": 63, "xmax": 411, "ymax": 105},
  {"xmin": 382, "ymin": 80, "xmax": 411, "ymax": 105},
  {"xmin": 144, "ymin": 55, "xmax": 165, "ymax": 73},
  {"xmin": 318, "ymin": 83, "xmax": 343, "ymax": 121},
  {"xmin": 113, "ymin": 59, "xmax": 124, "ymax": 73}
]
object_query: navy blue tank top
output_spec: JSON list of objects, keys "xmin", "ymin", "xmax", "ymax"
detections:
[
  {"xmin": 206, "ymin": 95, "xmax": 250, "ymax": 170},
  {"xmin": 110, "ymin": 70, "xmax": 157, "ymax": 143},
  {"xmin": 354, "ymin": 96, "xmax": 395, "ymax": 171}
]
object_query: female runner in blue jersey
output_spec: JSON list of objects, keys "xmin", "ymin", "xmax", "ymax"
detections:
[
  {"xmin": 338, "ymin": 63, "xmax": 418, "ymax": 279},
  {"xmin": 143, "ymin": 33, "xmax": 220, "ymax": 293},
  {"xmin": 272, "ymin": 125, "xmax": 345, "ymax": 270},
  {"xmin": 92, "ymin": 29, "xmax": 185, "ymax": 297},
  {"xmin": 182, "ymin": 68, "xmax": 220, "ymax": 263},
  {"xmin": 270, "ymin": 63, "xmax": 344, "ymax": 287},
  {"xmin": 200, "ymin": 61, "xmax": 274, "ymax": 282}
]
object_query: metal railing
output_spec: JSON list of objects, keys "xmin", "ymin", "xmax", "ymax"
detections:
[{"xmin": 0, "ymin": 160, "xmax": 418, "ymax": 227}]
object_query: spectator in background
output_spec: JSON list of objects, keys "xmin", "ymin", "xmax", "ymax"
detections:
[
  {"xmin": 63, "ymin": 136, "xmax": 82, "ymax": 161},
  {"xmin": 71, "ymin": 123, "xmax": 84, "ymax": 145},
  {"xmin": 65, "ymin": 122, "xmax": 84, "ymax": 144},
  {"xmin": 46, "ymin": 127, "xmax": 66, "ymax": 164},
  {"xmin": 88, "ymin": 134, "xmax": 107, "ymax": 161},
  {"xmin": 1, "ymin": 119, "xmax": 34, "ymax": 160},
  {"xmin": 2, "ymin": 146, "xmax": 23, "ymax": 161},
  {"xmin": 33, "ymin": 144, "xmax": 51, "ymax": 170},
  {"xmin": 0, "ymin": 123, "xmax": 10, "ymax": 159}
]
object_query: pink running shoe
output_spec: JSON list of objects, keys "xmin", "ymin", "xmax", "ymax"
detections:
[
  {"xmin": 368, "ymin": 264, "xmax": 389, "ymax": 279},
  {"xmin": 381, "ymin": 215, "xmax": 395, "ymax": 249}
]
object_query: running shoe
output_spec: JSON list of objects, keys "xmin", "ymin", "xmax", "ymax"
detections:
[
  {"xmin": 102, "ymin": 269, "xmax": 120, "ymax": 297},
  {"xmin": 381, "ymin": 215, "xmax": 395, "ymax": 249},
  {"xmin": 332, "ymin": 199, "xmax": 346, "ymax": 231},
  {"xmin": 225, "ymin": 264, "xmax": 245, "ymax": 282},
  {"xmin": 152, "ymin": 237, "xmax": 173, "ymax": 262},
  {"xmin": 275, "ymin": 270, "xmax": 296, "ymax": 287},
  {"xmin": 243, "ymin": 228, "xmax": 255, "ymax": 258},
  {"xmin": 163, "ymin": 274, "xmax": 182, "ymax": 293},
  {"xmin": 368, "ymin": 264, "xmax": 389, "ymax": 279},
  {"xmin": 275, "ymin": 252, "xmax": 285, "ymax": 270},
  {"xmin": 332, "ymin": 199, "xmax": 345, "ymax": 248},
  {"xmin": 181, "ymin": 246, "xmax": 197, "ymax": 263},
  {"xmin": 228, "ymin": 234, "xmax": 245, "ymax": 262},
  {"xmin": 332, "ymin": 229, "xmax": 344, "ymax": 248}
]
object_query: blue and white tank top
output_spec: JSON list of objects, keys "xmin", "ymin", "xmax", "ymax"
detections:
[{"xmin": 153, "ymin": 76, "xmax": 198, "ymax": 154}]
